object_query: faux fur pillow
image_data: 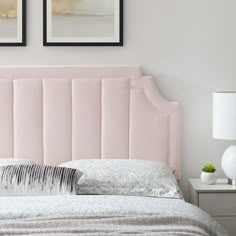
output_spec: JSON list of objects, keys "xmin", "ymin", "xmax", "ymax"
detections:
[{"xmin": 0, "ymin": 165, "xmax": 82, "ymax": 196}]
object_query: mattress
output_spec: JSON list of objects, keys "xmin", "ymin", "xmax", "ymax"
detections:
[{"xmin": 0, "ymin": 195, "xmax": 228, "ymax": 235}]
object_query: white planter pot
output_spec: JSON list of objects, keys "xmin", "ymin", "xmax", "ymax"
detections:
[{"xmin": 200, "ymin": 172, "xmax": 217, "ymax": 185}]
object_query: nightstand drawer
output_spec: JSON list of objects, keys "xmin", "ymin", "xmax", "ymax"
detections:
[{"xmin": 199, "ymin": 193, "xmax": 236, "ymax": 216}]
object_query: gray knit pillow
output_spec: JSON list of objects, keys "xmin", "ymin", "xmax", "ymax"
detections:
[{"xmin": 0, "ymin": 165, "xmax": 82, "ymax": 196}]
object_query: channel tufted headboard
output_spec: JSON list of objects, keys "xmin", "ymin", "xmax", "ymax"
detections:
[{"xmin": 0, "ymin": 66, "xmax": 181, "ymax": 179}]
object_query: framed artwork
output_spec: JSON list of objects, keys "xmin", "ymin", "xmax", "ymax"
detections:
[
  {"xmin": 0, "ymin": 0, "xmax": 26, "ymax": 46},
  {"xmin": 43, "ymin": 0, "xmax": 123, "ymax": 46}
]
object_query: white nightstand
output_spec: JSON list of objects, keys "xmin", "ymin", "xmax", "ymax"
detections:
[{"xmin": 189, "ymin": 178, "xmax": 236, "ymax": 235}]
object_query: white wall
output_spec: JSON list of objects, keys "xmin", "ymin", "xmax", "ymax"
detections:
[{"xmin": 1, "ymin": 0, "xmax": 236, "ymax": 197}]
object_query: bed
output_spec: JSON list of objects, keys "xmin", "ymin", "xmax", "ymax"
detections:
[{"xmin": 0, "ymin": 66, "xmax": 228, "ymax": 235}]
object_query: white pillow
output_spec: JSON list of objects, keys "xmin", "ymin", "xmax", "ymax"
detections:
[
  {"xmin": 0, "ymin": 158, "xmax": 36, "ymax": 166},
  {"xmin": 60, "ymin": 159, "xmax": 183, "ymax": 199}
]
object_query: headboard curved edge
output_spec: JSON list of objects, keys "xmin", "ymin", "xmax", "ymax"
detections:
[
  {"xmin": 142, "ymin": 77, "xmax": 181, "ymax": 179},
  {"xmin": 130, "ymin": 76, "xmax": 181, "ymax": 179}
]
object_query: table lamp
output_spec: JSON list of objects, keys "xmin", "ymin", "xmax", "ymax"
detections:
[{"xmin": 213, "ymin": 92, "xmax": 236, "ymax": 186}]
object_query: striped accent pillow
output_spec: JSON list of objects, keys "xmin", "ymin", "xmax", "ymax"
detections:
[{"xmin": 0, "ymin": 165, "xmax": 82, "ymax": 196}]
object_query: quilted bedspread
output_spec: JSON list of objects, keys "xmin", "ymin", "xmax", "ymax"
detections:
[{"xmin": 0, "ymin": 195, "xmax": 229, "ymax": 236}]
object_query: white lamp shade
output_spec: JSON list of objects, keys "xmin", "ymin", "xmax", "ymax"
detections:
[{"xmin": 213, "ymin": 92, "xmax": 236, "ymax": 140}]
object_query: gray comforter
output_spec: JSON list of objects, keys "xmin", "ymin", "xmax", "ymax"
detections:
[{"xmin": 0, "ymin": 195, "xmax": 229, "ymax": 236}]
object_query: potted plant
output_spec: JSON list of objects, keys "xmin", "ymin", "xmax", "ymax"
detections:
[{"xmin": 200, "ymin": 163, "xmax": 217, "ymax": 185}]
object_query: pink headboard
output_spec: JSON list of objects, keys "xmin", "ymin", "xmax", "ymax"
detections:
[{"xmin": 0, "ymin": 66, "xmax": 181, "ymax": 179}]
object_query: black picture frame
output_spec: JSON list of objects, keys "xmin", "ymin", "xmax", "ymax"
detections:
[
  {"xmin": 43, "ymin": 0, "xmax": 123, "ymax": 46},
  {"xmin": 0, "ymin": 0, "xmax": 26, "ymax": 47}
]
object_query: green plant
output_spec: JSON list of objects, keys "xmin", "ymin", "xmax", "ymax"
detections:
[{"xmin": 202, "ymin": 163, "xmax": 216, "ymax": 173}]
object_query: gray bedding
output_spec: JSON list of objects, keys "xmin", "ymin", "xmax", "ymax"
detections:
[{"xmin": 0, "ymin": 195, "xmax": 229, "ymax": 236}]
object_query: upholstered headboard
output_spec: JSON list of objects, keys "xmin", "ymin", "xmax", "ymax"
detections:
[{"xmin": 0, "ymin": 66, "xmax": 181, "ymax": 179}]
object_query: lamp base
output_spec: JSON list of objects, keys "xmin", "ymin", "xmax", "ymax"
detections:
[{"xmin": 222, "ymin": 145, "xmax": 236, "ymax": 183}]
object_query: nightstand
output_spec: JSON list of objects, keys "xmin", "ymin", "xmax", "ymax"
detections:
[{"xmin": 189, "ymin": 179, "xmax": 236, "ymax": 235}]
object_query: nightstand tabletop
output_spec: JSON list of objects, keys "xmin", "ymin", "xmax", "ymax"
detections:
[{"xmin": 189, "ymin": 178, "xmax": 236, "ymax": 192}]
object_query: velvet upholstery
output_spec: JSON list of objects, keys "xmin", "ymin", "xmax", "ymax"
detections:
[{"xmin": 0, "ymin": 66, "xmax": 181, "ymax": 179}]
